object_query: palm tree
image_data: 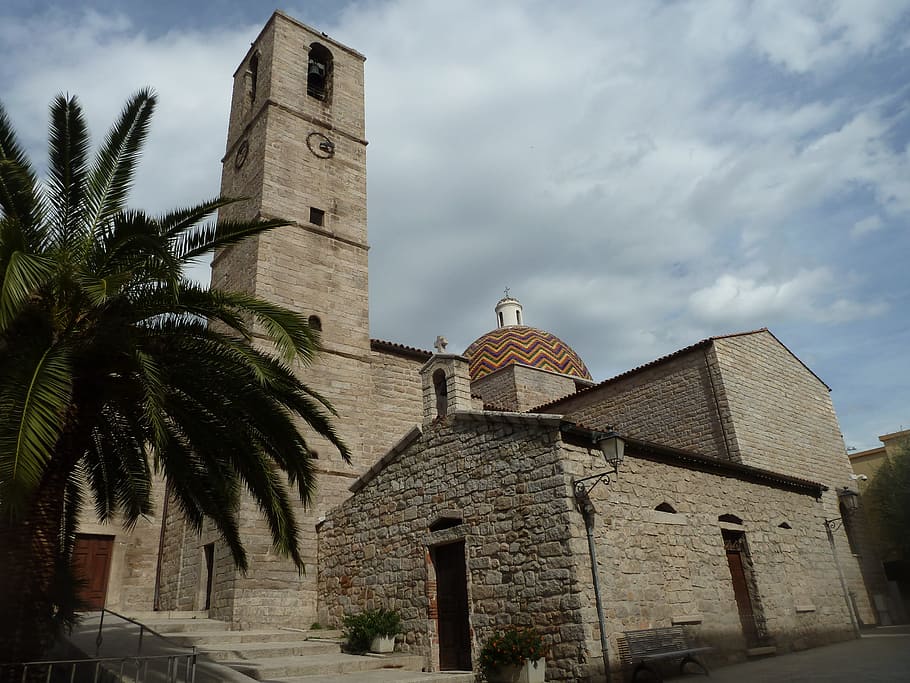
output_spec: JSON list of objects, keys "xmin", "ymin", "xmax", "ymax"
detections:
[{"xmin": 0, "ymin": 89, "xmax": 349, "ymax": 669}]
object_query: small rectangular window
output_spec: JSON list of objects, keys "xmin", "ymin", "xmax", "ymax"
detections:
[{"xmin": 309, "ymin": 207, "xmax": 325, "ymax": 226}]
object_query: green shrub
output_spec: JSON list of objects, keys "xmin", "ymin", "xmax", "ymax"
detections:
[
  {"xmin": 479, "ymin": 626, "xmax": 545, "ymax": 678},
  {"xmin": 343, "ymin": 608, "xmax": 402, "ymax": 653}
]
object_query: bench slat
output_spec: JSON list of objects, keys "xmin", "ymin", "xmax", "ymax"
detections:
[{"xmin": 618, "ymin": 626, "xmax": 711, "ymax": 666}]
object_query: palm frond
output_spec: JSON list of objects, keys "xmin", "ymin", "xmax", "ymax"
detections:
[
  {"xmin": 0, "ymin": 341, "xmax": 73, "ymax": 519},
  {"xmin": 0, "ymin": 250, "xmax": 56, "ymax": 333},
  {"xmin": 0, "ymin": 103, "xmax": 42, "ymax": 236},
  {"xmin": 175, "ymin": 217, "xmax": 289, "ymax": 262},
  {"xmin": 210, "ymin": 290, "xmax": 320, "ymax": 362},
  {"xmin": 84, "ymin": 89, "xmax": 155, "ymax": 237},
  {"xmin": 157, "ymin": 196, "xmax": 239, "ymax": 238},
  {"xmin": 46, "ymin": 94, "xmax": 90, "ymax": 251}
]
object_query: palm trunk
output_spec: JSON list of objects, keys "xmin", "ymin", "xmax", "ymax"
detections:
[{"xmin": 0, "ymin": 457, "xmax": 74, "ymax": 681}]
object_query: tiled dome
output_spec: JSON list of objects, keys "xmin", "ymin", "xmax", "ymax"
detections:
[{"xmin": 464, "ymin": 325, "xmax": 592, "ymax": 381}]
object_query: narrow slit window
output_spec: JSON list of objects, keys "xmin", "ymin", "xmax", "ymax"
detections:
[{"xmin": 249, "ymin": 53, "xmax": 260, "ymax": 102}]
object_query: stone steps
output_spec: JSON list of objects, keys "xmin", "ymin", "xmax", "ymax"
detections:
[
  {"xmin": 168, "ymin": 629, "xmax": 341, "ymax": 646},
  {"xmin": 120, "ymin": 613, "xmax": 456, "ymax": 682},
  {"xmin": 229, "ymin": 653, "xmax": 425, "ymax": 679},
  {"xmin": 199, "ymin": 640, "xmax": 343, "ymax": 661},
  {"xmin": 262, "ymin": 671, "xmax": 475, "ymax": 683},
  {"xmin": 137, "ymin": 617, "xmax": 230, "ymax": 634}
]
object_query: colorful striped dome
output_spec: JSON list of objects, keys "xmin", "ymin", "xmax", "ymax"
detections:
[{"xmin": 464, "ymin": 325, "xmax": 592, "ymax": 381}]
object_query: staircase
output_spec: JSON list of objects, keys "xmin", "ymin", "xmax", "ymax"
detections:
[{"xmin": 124, "ymin": 612, "xmax": 474, "ymax": 683}]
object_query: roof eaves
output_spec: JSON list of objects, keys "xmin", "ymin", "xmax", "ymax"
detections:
[
  {"xmin": 370, "ymin": 338, "xmax": 433, "ymax": 361},
  {"xmin": 624, "ymin": 436, "xmax": 827, "ymax": 497}
]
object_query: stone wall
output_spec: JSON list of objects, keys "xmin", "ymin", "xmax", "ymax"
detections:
[
  {"xmin": 541, "ymin": 346, "xmax": 731, "ymax": 459},
  {"xmin": 472, "ymin": 365, "xmax": 577, "ymax": 412},
  {"xmin": 562, "ymin": 442, "xmax": 854, "ymax": 678},
  {"xmin": 318, "ymin": 412, "xmax": 858, "ymax": 681},
  {"xmin": 317, "ymin": 413, "xmax": 589, "ymax": 681},
  {"xmin": 366, "ymin": 347, "xmax": 426, "ymax": 457},
  {"xmin": 711, "ymin": 331, "xmax": 883, "ymax": 623}
]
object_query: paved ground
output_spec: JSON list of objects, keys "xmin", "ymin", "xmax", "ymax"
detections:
[{"xmin": 668, "ymin": 627, "xmax": 910, "ymax": 683}]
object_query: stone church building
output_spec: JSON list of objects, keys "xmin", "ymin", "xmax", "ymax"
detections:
[{"xmin": 72, "ymin": 11, "xmax": 893, "ymax": 681}]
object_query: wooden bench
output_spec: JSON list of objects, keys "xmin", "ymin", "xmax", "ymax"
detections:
[{"xmin": 617, "ymin": 626, "xmax": 712, "ymax": 682}]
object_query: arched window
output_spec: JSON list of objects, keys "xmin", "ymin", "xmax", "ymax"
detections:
[
  {"xmin": 655, "ymin": 502, "xmax": 677, "ymax": 513},
  {"xmin": 433, "ymin": 369, "xmax": 448, "ymax": 418},
  {"xmin": 308, "ymin": 315, "xmax": 322, "ymax": 332},
  {"xmin": 249, "ymin": 52, "xmax": 260, "ymax": 102},
  {"xmin": 516, "ymin": 309, "xmax": 522, "ymax": 324},
  {"xmin": 718, "ymin": 513, "xmax": 743, "ymax": 525},
  {"xmin": 307, "ymin": 43, "xmax": 333, "ymax": 101}
]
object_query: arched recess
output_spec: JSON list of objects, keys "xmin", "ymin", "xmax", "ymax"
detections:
[
  {"xmin": 655, "ymin": 502, "xmax": 677, "ymax": 513},
  {"xmin": 718, "ymin": 513, "xmax": 743, "ymax": 525},
  {"xmin": 308, "ymin": 315, "xmax": 322, "ymax": 332},
  {"xmin": 433, "ymin": 369, "xmax": 448, "ymax": 418},
  {"xmin": 307, "ymin": 42, "xmax": 333, "ymax": 101}
]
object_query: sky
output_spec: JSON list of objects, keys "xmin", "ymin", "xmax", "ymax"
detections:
[{"xmin": 1, "ymin": 0, "xmax": 907, "ymax": 451}]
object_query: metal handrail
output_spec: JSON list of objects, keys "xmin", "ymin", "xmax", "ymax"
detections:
[
  {"xmin": 94, "ymin": 609, "xmax": 195, "ymax": 658},
  {"xmin": 2, "ymin": 651, "xmax": 197, "ymax": 683}
]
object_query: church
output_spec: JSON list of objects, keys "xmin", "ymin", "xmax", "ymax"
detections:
[{"xmin": 73, "ymin": 11, "xmax": 892, "ymax": 681}]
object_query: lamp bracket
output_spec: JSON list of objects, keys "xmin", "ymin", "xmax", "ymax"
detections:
[
  {"xmin": 824, "ymin": 517, "xmax": 844, "ymax": 532},
  {"xmin": 573, "ymin": 466, "xmax": 618, "ymax": 499}
]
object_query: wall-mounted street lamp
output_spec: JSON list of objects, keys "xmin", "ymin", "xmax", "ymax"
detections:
[
  {"xmin": 567, "ymin": 428, "xmax": 625, "ymax": 683},
  {"xmin": 824, "ymin": 486, "xmax": 862, "ymax": 638},
  {"xmin": 573, "ymin": 431, "xmax": 625, "ymax": 499}
]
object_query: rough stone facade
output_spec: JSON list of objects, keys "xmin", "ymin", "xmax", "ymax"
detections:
[
  {"xmin": 318, "ymin": 412, "xmax": 854, "ymax": 681},
  {"xmin": 538, "ymin": 342, "xmax": 731, "ymax": 458},
  {"xmin": 538, "ymin": 330, "xmax": 884, "ymax": 624},
  {"xmin": 472, "ymin": 364, "xmax": 580, "ymax": 412}
]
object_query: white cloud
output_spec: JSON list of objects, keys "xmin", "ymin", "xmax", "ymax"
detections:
[
  {"xmin": 689, "ymin": 269, "xmax": 887, "ymax": 325},
  {"xmin": 851, "ymin": 215, "xmax": 884, "ymax": 238}
]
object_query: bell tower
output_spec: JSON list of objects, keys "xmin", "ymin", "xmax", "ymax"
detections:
[{"xmin": 210, "ymin": 11, "xmax": 371, "ymax": 628}]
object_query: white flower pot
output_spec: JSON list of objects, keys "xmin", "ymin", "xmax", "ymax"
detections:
[
  {"xmin": 488, "ymin": 657, "xmax": 546, "ymax": 683},
  {"xmin": 370, "ymin": 634, "xmax": 395, "ymax": 653}
]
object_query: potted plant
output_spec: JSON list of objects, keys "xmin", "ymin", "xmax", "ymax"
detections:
[
  {"xmin": 480, "ymin": 626, "xmax": 546, "ymax": 683},
  {"xmin": 343, "ymin": 607, "xmax": 402, "ymax": 654}
]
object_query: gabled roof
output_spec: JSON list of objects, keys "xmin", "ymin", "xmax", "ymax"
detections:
[
  {"xmin": 370, "ymin": 339, "xmax": 433, "ymax": 361},
  {"xmin": 529, "ymin": 328, "xmax": 829, "ymax": 413}
]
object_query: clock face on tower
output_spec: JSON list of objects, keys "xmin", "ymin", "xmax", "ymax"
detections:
[
  {"xmin": 234, "ymin": 139, "xmax": 249, "ymax": 169},
  {"xmin": 307, "ymin": 132, "xmax": 336, "ymax": 158}
]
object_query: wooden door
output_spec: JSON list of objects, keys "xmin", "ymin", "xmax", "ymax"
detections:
[
  {"xmin": 434, "ymin": 542, "xmax": 471, "ymax": 671},
  {"xmin": 73, "ymin": 535, "xmax": 114, "ymax": 610},
  {"xmin": 724, "ymin": 532, "xmax": 759, "ymax": 646}
]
